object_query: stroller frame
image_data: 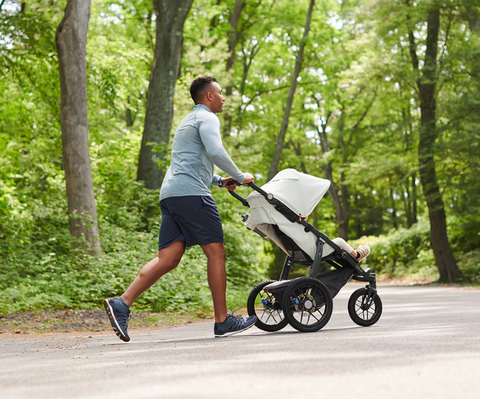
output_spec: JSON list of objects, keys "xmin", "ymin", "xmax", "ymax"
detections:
[{"xmin": 230, "ymin": 181, "xmax": 382, "ymax": 332}]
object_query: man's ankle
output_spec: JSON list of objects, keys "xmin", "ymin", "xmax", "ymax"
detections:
[
  {"xmin": 215, "ymin": 313, "xmax": 228, "ymax": 324},
  {"xmin": 120, "ymin": 295, "xmax": 132, "ymax": 308}
]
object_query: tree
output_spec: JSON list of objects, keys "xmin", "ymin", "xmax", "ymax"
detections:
[
  {"xmin": 56, "ymin": 0, "xmax": 101, "ymax": 255},
  {"xmin": 136, "ymin": 0, "xmax": 194, "ymax": 190},
  {"xmin": 222, "ymin": 0, "xmax": 244, "ymax": 137},
  {"xmin": 267, "ymin": 0, "xmax": 315, "ymax": 181},
  {"xmin": 407, "ymin": 1, "xmax": 460, "ymax": 282}
]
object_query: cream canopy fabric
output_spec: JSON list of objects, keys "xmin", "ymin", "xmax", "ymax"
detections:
[
  {"xmin": 247, "ymin": 168, "xmax": 331, "ymax": 216},
  {"xmin": 244, "ymin": 169, "xmax": 332, "ymax": 259}
]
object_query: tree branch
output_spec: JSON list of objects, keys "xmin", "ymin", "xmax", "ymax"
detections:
[
  {"xmin": 406, "ymin": 1, "xmax": 420, "ymax": 74},
  {"xmin": 241, "ymin": 80, "xmax": 317, "ymax": 110}
]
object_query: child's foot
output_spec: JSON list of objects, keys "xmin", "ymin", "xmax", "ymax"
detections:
[{"xmin": 355, "ymin": 245, "xmax": 370, "ymax": 262}]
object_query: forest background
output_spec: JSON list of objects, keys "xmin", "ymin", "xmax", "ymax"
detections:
[{"xmin": 1, "ymin": 0, "xmax": 479, "ymax": 316}]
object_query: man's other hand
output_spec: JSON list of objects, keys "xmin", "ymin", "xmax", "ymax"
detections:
[
  {"xmin": 222, "ymin": 173, "xmax": 254, "ymax": 191},
  {"xmin": 243, "ymin": 173, "xmax": 254, "ymax": 184}
]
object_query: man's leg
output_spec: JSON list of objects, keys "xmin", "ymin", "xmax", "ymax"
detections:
[
  {"xmin": 201, "ymin": 242, "xmax": 228, "ymax": 323},
  {"xmin": 104, "ymin": 240, "xmax": 185, "ymax": 342},
  {"xmin": 122, "ymin": 240, "xmax": 186, "ymax": 307}
]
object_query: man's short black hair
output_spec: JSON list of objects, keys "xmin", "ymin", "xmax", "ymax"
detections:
[{"xmin": 190, "ymin": 76, "xmax": 218, "ymax": 103}]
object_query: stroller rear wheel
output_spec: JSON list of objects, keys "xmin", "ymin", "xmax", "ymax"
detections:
[
  {"xmin": 348, "ymin": 287, "xmax": 382, "ymax": 326},
  {"xmin": 247, "ymin": 280, "xmax": 288, "ymax": 332},
  {"xmin": 282, "ymin": 277, "xmax": 333, "ymax": 333}
]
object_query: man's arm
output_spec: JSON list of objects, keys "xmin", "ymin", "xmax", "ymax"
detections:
[{"xmin": 199, "ymin": 114, "xmax": 246, "ymax": 183}]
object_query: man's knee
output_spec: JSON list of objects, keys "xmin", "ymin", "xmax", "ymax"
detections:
[
  {"xmin": 158, "ymin": 253, "xmax": 182, "ymax": 271},
  {"xmin": 203, "ymin": 242, "xmax": 226, "ymax": 261},
  {"xmin": 156, "ymin": 242, "xmax": 184, "ymax": 271}
]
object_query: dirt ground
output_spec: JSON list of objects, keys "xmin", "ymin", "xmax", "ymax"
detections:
[{"xmin": 0, "ymin": 309, "xmax": 208, "ymax": 336}]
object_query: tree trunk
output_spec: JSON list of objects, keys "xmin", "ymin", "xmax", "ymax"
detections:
[
  {"xmin": 222, "ymin": 0, "xmax": 244, "ymax": 137},
  {"xmin": 56, "ymin": 0, "xmax": 101, "ymax": 255},
  {"xmin": 390, "ymin": 188, "xmax": 398, "ymax": 229},
  {"xmin": 409, "ymin": 7, "xmax": 460, "ymax": 282},
  {"xmin": 267, "ymin": 0, "xmax": 315, "ymax": 181},
  {"xmin": 137, "ymin": 0, "xmax": 194, "ymax": 190},
  {"xmin": 324, "ymin": 164, "xmax": 349, "ymax": 239},
  {"xmin": 411, "ymin": 171, "xmax": 418, "ymax": 224},
  {"xmin": 316, "ymin": 112, "xmax": 349, "ymax": 239}
]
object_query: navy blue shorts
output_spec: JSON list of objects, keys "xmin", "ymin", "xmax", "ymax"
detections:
[{"xmin": 158, "ymin": 196, "xmax": 224, "ymax": 250}]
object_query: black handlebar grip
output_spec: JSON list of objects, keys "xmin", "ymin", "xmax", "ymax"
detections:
[{"xmin": 226, "ymin": 179, "xmax": 241, "ymax": 186}]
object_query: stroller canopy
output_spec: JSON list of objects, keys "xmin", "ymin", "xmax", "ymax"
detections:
[
  {"xmin": 245, "ymin": 169, "xmax": 331, "ymax": 260},
  {"xmin": 248, "ymin": 169, "xmax": 331, "ymax": 216}
]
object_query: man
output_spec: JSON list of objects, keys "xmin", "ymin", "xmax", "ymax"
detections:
[{"xmin": 104, "ymin": 76, "xmax": 256, "ymax": 340}]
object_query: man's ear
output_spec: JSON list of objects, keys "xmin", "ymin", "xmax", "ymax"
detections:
[{"xmin": 205, "ymin": 91, "xmax": 213, "ymax": 101}]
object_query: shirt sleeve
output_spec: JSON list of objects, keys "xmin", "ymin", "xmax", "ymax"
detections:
[
  {"xmin": 211, "ymin": 174, "xmax": 223, "ymax": 187},
  {"xmin": 198, "ymin": 113, "xmax": 246, "ymax": 183}
]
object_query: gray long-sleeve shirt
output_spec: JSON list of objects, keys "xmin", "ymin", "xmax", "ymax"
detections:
[{"xmin": 160, "ymin": 104, "xmax": 246, "ymax": 201}]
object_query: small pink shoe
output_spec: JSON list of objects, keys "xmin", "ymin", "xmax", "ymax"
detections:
[{"xmin": 356, "ymin": 245, "xmax": 370, "ymax": 262}]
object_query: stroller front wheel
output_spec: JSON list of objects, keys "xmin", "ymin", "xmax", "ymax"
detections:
[
  {"xmin": 247, "ymin": 280, "xmax": 289, "ymax": 332},
  {"xmin": 348, "ymin": 287, "xmax": 383, "ymax": 326}
]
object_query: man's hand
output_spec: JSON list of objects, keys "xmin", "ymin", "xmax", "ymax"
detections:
[
  {"xmin": 243, "ymin": 173, "xmax": 255, "ymax": 184},
  {"xmin": 222, "ymin": 177, "xmax": 238, "ymax": 191},
  {"xmin": 222, "ymin": 173, "xmax": 255, "ymax": 191}
]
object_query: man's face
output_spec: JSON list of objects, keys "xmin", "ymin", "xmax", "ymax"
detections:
[{"xmin": 207, "ymin": 82, "xmax": 225, "ymax": 113}]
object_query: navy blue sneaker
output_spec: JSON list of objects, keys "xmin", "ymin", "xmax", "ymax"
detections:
[
  {"xmin": 214, "ymin": 313, "xmax": 256, "ymax": 338},
  {"xmin": 104, "ymin": 297, "xmax": 131, "ymax": 342}
]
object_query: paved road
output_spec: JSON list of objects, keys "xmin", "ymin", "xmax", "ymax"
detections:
[{"xmin": 1, "ymin": 283, "xmax": 479, "ymax": 399}]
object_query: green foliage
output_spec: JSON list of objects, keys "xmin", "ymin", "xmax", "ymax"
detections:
[
  {"xmin": 357, "ymin": 220, "xmax": 438, "ymax": 280},
  {"xmin": 357, "ymin": 218, "xmax": 480, "ymax": 283},
  {"xmin": 0, "ymin": 193, "xmax": 268, "ymax": 314},
  {"xmin": 1, "ymin": 0, "xmax": 479, "ymax": 316},
  {"xmin": 457, "ymin": 251, "xmax": 480, "ymax": 285}
]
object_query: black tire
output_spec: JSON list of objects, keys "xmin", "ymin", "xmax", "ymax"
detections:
[
  {"xmin": 247, "ymin": 280, "xmax": 289, "ymax": 332},
  {"xmin": 282, "ymin": 277, "xmax": 333, "ymax": 333},
  {"xmin": 348, "ymin": 287, "xmax": 383, "ymax": 326}
]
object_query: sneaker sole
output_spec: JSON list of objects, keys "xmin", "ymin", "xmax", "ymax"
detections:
[
  {"xmin": 104, "ymin": 299, "xmax": 130, "ymax": 342},
  {"xmin": 214, "ymin": 320, "xmax": 256, "ymax": 338}
]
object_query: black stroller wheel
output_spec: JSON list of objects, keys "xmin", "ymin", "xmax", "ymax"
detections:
[
  {"xmin": 247, "ymin": 280, "xmax": 288, "ymax": 332},
  {"xmin": 348, "ymin": 287, "xmax": 383, "ymax": 326},
  {"xmin": 282, "ymin": 277, "xmax": 333, "ymax": 333}
]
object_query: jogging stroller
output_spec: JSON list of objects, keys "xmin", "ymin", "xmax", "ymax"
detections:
[{"xmin": 229, "ymin": 169, "xmax": 382, "ymax": 333}]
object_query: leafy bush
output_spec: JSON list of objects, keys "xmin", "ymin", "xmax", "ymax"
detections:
[
  {"xmin": 354, "ymin": 219, "xmax": 480, "ymax": 283},
  {"xmin": 457, "ymin": 251, "xmax": 480, "ymax": 285},
  {"xmin": 352, "ymin": 220, "xmax": 439, "ymax": 281},
  {"xmin": 0, "ymin": 183, "xmax": 268, "ymax": 315}
]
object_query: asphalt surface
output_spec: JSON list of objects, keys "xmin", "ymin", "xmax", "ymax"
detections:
[{"xmin": 1, "ymin": 283, "xmax": 479, "ymax": 399}]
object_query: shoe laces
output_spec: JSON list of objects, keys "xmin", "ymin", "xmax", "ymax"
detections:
[
  {"xmin": 116, "ymin": 307, "xmax": 131, "ymax": 327},
  {"xmin": 228, "ymin": 308, "xmax": 245, "ymax": 320}
]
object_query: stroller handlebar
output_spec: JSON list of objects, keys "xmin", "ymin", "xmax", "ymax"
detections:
[
  {"xmin": 226, "ymin": 180, "xmax": 274, "ymax": 207},
  {"xmin": 227, "ymin": 179, "xmax": 279, "ymax": 206}
]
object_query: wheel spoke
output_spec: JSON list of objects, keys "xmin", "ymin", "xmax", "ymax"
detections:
[
  {"xmin": 309, "ymin": 312, "xmax": 320, "ymax": 322},
  {"xmin": 269, "ymin": 311, "xmax": 280, "ymax": 323},
  {"xmin": 353, "ymin": 295, "xmax": 377, "ymax": 320},
  {"xmin": 263, "ymin": 312, "xmax": 274, "ymax": 324}
]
